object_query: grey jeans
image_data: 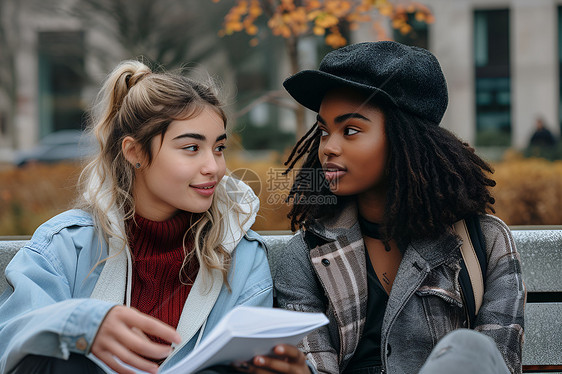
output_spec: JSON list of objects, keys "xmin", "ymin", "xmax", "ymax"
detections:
[{"xmin": 419, "ymin": 329, "xmax": 511, "ymax": 374}]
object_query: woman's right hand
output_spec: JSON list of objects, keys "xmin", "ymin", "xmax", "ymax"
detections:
[
  {"xmin": 91, "ymin": 306, "xmax": 182, "ymax": 374},
  {"xmin": 234, "ymin": 344, "xmax": 311, "ymax": 374}
]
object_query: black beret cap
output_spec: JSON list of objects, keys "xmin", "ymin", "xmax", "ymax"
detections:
[{"xmin": 283, "ymin": 41, "xmax": 448, "ymax": 125}]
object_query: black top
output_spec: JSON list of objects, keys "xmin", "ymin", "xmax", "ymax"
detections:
[{"xmin": 344, "ymin": 248, "xmax": 388, "ymax": 372}]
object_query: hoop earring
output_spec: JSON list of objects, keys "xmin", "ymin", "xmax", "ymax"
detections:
[{"xmin": 135, "ymin": 162, "xmax": 141, "ymax": 169}]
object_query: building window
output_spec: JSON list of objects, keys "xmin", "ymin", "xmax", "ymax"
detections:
[
  {"xmin": 38, "ymin": 31, "xmax": 86, "ymax": 138},
  {"xmin": 0, "ymin": 112, "xmax": 5, "ymax": 136},
  {"xmin": 393, "ymin": 12, "xmax": 429, "ymax": 50},
  {"xmin": 558, "ymin": 6, "xmax": 562, "ymax": 133},
  {"xmin": 474, "ymin": 9, "xmax": 511, "ymax": 147}
]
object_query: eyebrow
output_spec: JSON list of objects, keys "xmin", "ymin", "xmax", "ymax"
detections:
[
  {"xmin": 316, "ymin": 113, "xmax": 371, "ymax": 125},
  {"xmin": 173, "ymin": 133, "xmax": 227, "ymax": 142}
]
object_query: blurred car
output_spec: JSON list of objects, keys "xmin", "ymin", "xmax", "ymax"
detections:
[{"xmin": 14, "ymin": 129, "xmax": 97, "ymax": 167}]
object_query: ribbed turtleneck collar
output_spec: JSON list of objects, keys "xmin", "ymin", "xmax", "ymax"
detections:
[{"xmin": 127, "ymin": 210, "xmax": 194, "ymax": 254}]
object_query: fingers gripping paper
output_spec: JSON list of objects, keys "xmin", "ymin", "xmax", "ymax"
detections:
[{"xmin": 92, "ymin": 306, "xmax": 328, "ymax": 374}]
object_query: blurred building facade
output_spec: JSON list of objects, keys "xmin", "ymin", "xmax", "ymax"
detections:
[
  {"xmin": 1, "ymin": 0, "xmax": 562, "ymax": 161},
  {"xmin": 0, "ymin": 0, "xmax": 236, "ymax": 162},
  {"xmin": 430, "ymin": 0, "xmax": 559, "ymax": 152},
  {"xmin": 0, "ymin": 1, "xmax": 94, "ymax": 160},
  {"xmin": 354, "ymin": 0, "xmax": 560, "ymax": 153}
]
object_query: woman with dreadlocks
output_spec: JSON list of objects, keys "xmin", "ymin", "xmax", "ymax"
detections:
[{"xmin": 269, "ymin": 41, "xmax": 525, "ymax": 374}]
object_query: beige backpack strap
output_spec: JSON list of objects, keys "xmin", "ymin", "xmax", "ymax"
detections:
[{"xmin": 453, "ymin": 219, "xmax": 484, "ymax": 314}]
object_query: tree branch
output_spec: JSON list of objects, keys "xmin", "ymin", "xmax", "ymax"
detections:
[{"xmin": 234, "ymin": 90, "xmax": 298, "ymax": 119}]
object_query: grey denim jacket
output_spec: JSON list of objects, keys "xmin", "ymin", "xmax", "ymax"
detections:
[{"xmin": 273, "ymin": 204, "xmax": 525, "ymax": 374}]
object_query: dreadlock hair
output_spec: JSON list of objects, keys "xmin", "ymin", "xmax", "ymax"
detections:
[{"xmin": 284, "ymin": 104, "xmax": 496, "ymax": 242}]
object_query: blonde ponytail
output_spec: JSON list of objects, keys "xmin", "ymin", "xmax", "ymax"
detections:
[{"xmin": 77, "ymin": 60, "xmax": 236, "ymax": 287}]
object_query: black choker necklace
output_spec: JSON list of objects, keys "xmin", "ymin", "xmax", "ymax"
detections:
[
  {"xmin": 358, "ymin": 215, "xmax": 382, "ymax": 239},
  {"xmin": 358, "ymin": 215, "xmax": 391, "ymax": 252}
]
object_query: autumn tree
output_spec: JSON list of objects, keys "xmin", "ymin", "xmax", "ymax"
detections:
[{"xmin": 213, "ymin": 0, "xmax": 433, "ymax": 138}]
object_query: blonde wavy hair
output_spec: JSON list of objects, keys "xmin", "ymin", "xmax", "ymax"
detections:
[{"xmin": 77, "ymin": 60, "xmax": 241, "ymax": 287}]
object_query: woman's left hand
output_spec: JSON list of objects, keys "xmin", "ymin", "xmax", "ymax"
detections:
[{"xmin": 235, "ymin": 344, "xmax": 310, "ymax": 374}]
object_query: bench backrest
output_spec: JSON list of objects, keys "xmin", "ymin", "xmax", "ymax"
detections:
[
  {"xmin": 1, "ymin": 230, "xmax": 561, "ymax": 372},
  {"xmin": 0, "ymin": 240, "xmax": 26, "ymax": 295}
]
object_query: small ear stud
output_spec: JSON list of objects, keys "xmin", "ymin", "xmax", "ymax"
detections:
[{"xmin": 135, "ymin": 162, "xmax": 141, "ymax": 169}]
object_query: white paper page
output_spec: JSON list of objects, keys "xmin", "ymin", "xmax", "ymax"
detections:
[
  {"xmin": 163, "ymin": 306, "xmax": 328, "ymax": 374},
  {"xmin": 227, "ymin": 306, "xmax": 330, "ymax": 336}
]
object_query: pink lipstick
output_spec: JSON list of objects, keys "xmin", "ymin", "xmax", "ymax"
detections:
[{"xmin": 191, "ymin": 182, "xmax": 216, "ymax": 197}]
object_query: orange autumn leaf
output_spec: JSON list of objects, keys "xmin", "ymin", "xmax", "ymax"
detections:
[
  {"xmin": 379, "ymin": 4, "xmax": 393, "ymax": 17},
  {"xmin": 415, "ymin": 11, "xmax": 426, "ymax": 22},
  {"xmin": 315, "ymin": 13, "xmax": 339, "ymax": 28},
  {"xmin": 307, "ymin": 0, "xmax": 322, "ymax": 10},
  {"xmin": 325, "ymin": 29, "xmax": 347, "ymax": 48},
  {"xmin": 399, "ymin": 24, "xmax": 412, "ymax": 34},
  {"xmin": 307, "ymin": 9, "xmax": 322, "ymax": 20},
  {"xmin": 249, "ymin": 6, "xmax": 262, "ymax": 17},
  {"xmin": 246, "ymin": 24, "xmax": 258, "ymax": 35},
  {"xmin": 313, "ymin": 25, "xmax": 325, "ymax": 35}
]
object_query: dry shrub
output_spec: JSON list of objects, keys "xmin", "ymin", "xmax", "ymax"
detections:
[
  {"xmin": 0, "ymin": 162, "xmax": 81, "ymax": 236},
  {"xmin": 2, "ymin": 152, "xmax": 562, "ymax": 236},
  {"xmin": 492, "ymin": 154, "xmax": 562, "ymax": 226},
  {"xmin": 226, "ymin": 151, "xmax": 292, "ymax": 231},
  {"xmin": 0, "ymin": 152, "xmax": 294, "ymax": 236}
]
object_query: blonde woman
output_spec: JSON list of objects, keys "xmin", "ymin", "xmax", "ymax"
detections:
[{"xmin": 0, "ymin": 61, "xmax": 274, "ymax": 374}]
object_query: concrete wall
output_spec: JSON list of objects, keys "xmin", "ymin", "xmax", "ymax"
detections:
[
  {"xmin": 428, "ymin": 0, "xmax": 475, "ymax": 144},
  {"xmin": 511, "ymin": 0, "xmax": 558, "ymax": 148}
]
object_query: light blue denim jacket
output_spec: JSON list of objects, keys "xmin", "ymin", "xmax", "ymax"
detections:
[{"xmin": 0, "ymin": 184, "xmax": 273, "ymax": 373}]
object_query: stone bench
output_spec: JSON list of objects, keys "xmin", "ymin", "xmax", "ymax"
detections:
[{"xmin": 1, "ymin": 229, "xmax": 561, "ymax": 373}]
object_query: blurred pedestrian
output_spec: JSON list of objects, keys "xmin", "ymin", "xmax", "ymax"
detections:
[{"xmin": 529, "ymin": 117, "xmax": 557, "ymax": 148}]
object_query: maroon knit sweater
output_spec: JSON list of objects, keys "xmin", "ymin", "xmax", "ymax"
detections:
[{"xmin": 127, "ymin": 211, "xmax": 199, "ymax": 336}]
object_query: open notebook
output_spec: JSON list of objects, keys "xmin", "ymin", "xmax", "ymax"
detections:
[{"xmin": 91, "ymin": 305, "xmax": 328, "ymax": 374}]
